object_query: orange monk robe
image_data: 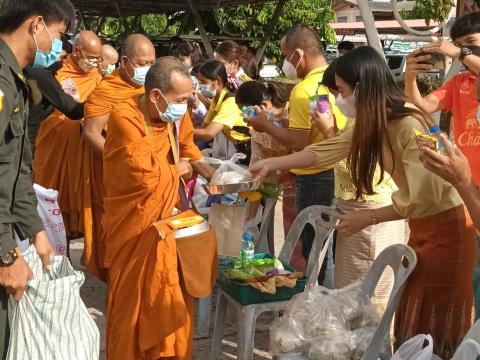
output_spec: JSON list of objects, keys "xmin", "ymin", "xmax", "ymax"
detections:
[
  {"xmin": 34, "ymin": 56, "xmax": 101, "ymax": 238},
  {"xmin": 103, "ymin": 97, "xmax": 203, "ymax": 360},
  {"xmin": 82, "ymin": 70, "xmax": 144, "ymax": 281}
]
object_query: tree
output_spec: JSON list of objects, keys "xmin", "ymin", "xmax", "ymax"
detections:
[
  {"xmin": 401, "ymin": 0, "xmax": 455, "ymax": 23},
  {"xmin": 215, "ymin": 0, "xmax": 336, "ymax": 64}
]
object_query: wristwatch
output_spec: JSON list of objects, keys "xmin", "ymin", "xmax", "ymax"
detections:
[
  {"xmin": 370, "ymin": 209, "xmax": 379, "ymax": 226},
  {"xmin": 0, "ymin": 248, "xmax": 19, "ymax": 266},
  {"xmin": 459, "ymin": 47, "xmax": 473, "ymax": 63}
]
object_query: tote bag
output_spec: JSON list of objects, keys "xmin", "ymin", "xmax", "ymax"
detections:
[{"xmin": 7, "ymin": 247, "xmax": 99, "ymax": 360}]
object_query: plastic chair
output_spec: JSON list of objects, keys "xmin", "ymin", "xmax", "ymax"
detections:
[
  {"xmin": 210, "ymin": 205, "xmax": 339, "ymax": 360},
  {"xmin": 275, "ymin": 244, "xmax": 417, "ymax": 360},
  {"xmin": 196, "ymin": 198, "xmax": 277, "ymax": 337},
  {"xmin": 360, "ymin": 244, "xmax": 417, "ymax": 359}
]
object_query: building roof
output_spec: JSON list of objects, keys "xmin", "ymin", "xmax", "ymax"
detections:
[{"xmin": 72, "ymin": 0, "xmax": 273, "ymax": 16}]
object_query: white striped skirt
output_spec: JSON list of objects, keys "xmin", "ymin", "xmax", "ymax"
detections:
[{"xmin": 335, "ymin": 199, "xmax": 408, "ymax": 307}]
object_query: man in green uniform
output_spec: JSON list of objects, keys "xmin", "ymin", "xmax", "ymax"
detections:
[{"xmin": 0, "ymin": 0, "xmax": 75, "ymax": 357}]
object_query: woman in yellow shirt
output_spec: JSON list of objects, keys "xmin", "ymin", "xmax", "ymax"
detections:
[
  {"xmin": 193, "ymin": 60, "xmax": 250, "ymax": 160},
  {"xmin": 250, "ymin": 46, "xmax": 476, "ymax": 359}
]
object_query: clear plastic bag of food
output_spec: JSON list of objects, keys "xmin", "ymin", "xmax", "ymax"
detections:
[
  {"xmin": 307, "ymin": 331, "xmax": 356, "ymax": 360},
  {"xmin": 350, "ymin": 326, "xmax": 378, "ymax": 360},
  {"xmin": 304, "ymin": 287, "xmax": 348, "ymax": 338},
  {"xmin": 206, "ymin": 153, "xmax": 252, "ymax": 186},
  {"xmin": 333, "ymin": 281, "xmax": 381, "ymax": 330},
  {"xmin": 270, "ymin": 316, "xmax": 309, "ymax": 354}
]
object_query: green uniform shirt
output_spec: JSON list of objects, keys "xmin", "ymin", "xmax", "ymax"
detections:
[{"xmin": 0, "ymin": 38, "xmax": 43, "ymax": 255}]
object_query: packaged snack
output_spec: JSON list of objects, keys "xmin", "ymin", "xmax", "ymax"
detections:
[{"xmin": 414, "ymin": 129, "xmax": 438, "ymax": 151}]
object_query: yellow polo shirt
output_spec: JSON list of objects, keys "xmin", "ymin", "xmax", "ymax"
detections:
[
  {"xmin": 204, "ymin": 88, "xmax": 250, "ymax": 143},
  {"xmin": 289, "ymin": 66, "xmax": 346, "ymax": 175}
]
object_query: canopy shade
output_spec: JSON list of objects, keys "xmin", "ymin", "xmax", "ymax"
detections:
[{"xmin": 72, "ymin": 0, "xmax": 273, "ymax": 16}]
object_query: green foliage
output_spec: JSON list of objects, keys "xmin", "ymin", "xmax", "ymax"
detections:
[
  {"xmin": 216, "ymin": 0, "xmax": 337, "ymax": 64},
  {"xmin": 400, "ymin": 0, "xmax": 455, "ymax": 23},
  {"xmin": 85, "ymin": 14, "xmax": 169, "ymax": 39}
]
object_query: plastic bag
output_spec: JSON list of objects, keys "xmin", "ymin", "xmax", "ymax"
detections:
[
  {"xmin": 392, "ymin": 334, "xmax": 436, "ymax": 360},
  {"xmin": 270, "ymin": 316, "xmax": 309, "ymax": 354},
  {"xmin": 351, "ymin": 326, "xmax": 378, "ymax": 360},
  {"xmin": 15, "ymin": 184, "xmax": 67, "ymax": 255},
  {"xmin": 304, "ymin": 288, "xmax": 348, "ymax": 338},
  {"xmin": 7, "ymin": 246, "xmax": 99, "ymax": 360},
  {"xmin": 207, "ymin": 153, "xmax": 251, "ymax": 185},
  {"xmin": 452, "ymin": 339, "xmax": 480, "ymax": 360},
  {"xmin": 307, "ymin": 332, "xmax": 356, "ymax": 360}
]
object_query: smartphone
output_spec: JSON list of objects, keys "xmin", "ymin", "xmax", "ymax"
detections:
[{"xmin": 416, "ymin": 51, "xmax": 445, "ymax": 70}]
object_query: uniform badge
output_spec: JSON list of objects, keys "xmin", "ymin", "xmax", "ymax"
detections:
[{"xmin": 0, "ymin": 89, "xmax": 3, "ymax": 112}]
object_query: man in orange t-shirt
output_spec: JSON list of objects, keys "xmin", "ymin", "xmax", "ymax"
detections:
[
  {"xmin": 81, "ymin": 34, "xmax": 155, "ymax": 280},
  {"xmin": 34, "ymin": 31, "xmax": 102, "ymax": 239},
  {"xmin": 404, "ymin": 12, "xmax": 480, "ymax": 186}
]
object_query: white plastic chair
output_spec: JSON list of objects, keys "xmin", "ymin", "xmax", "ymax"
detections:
[
  {"xmin": 196, "ymin": 198, "xmax": 277, "ymax": 337},
  {"xmin": 275, "ymin": 243, "xmax": 418, "ymax": 360},
  {"xmin": 210, "ymin": 205, "xmax": 339, "ymax": 360}
]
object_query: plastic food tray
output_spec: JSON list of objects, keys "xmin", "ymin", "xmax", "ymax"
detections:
[{"xmin": 218, "ymin": 253, "xmax": 308, "ymax": 305}]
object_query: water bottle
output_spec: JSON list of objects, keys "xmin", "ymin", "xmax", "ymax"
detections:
[
  {"xmin": 429, "ymin": 125, "xmax": 448, "ymax": 155},
  {"xmin": 240, "ymin": 232, "xmax": 255, "ymax": 261}
]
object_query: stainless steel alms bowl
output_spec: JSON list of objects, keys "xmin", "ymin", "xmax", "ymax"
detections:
[{"xmin": 202, "ymin": 178, "xmax": 263, "ymax": 195}]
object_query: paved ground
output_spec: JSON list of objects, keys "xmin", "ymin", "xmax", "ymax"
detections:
[{"xmin": 71, "ymin": 201, "xmax": 287, "ymax": 360}]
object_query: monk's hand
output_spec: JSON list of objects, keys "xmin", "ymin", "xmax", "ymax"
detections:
[
  {"xmin": 0, "ymin": 252, "xmax": 33, "ymax": 301},
  {"xmin": 336, "ymin": 210, "xmax": 371, "ymax": 239},
  {"xmin": 177, "ymin": 160, "xmax": 193, "ymax": 179},
  {"xmin": 419, "ymin": 133, "xmax": 472, "ymax": 188},
  {"xmin": 31, "ymin": 231, "xmax": 54, "ymax": 271},
  {"xmin": 190, "ymin": 160, "xmax": 215, "ymax": 180}
]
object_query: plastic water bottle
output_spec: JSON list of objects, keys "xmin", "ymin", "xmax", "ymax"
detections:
[
  {"xmin": 429, "ymin": 125, "xmax": 448, "ymax": 155},
  {"xmin": 240, "ymin": 232, "xmax": 255, "ymax": 261}
]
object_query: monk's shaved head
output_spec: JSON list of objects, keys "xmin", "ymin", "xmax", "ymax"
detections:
[
  {"xmin": 119, "ymin": 34, "xmax": 156, "ymax": 86},
  {"xmin": 145, "ymin": 56, "xmax": 191, "ymax": 94},
  {"xmin": 121, "ymin": 34, "xmax": 155, "ymax": 60},
  {"xmin": 73, "ymin": 30, "xmax": 102, "ymax": 53},
  {"xmin": 102, "ymin": 44, "xmax": 119, "ymax": 65}
]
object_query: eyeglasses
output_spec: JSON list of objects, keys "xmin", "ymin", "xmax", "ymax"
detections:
[{"xmin": 78, "ymin": 47, "xmax": 102, "ymax": 63}]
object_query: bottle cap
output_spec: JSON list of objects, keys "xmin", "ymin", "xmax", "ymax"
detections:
[
  {"xmin": 243, "ymin": 233, "xmax": 254, "ymax": 242},
  {"xmin": 429, "ymin": 125, "xmax": 440, "ymax": 133}
]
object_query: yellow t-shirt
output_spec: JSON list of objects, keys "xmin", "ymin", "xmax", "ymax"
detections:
[
  {"xmin": 289, "ymin": 66, "xmax": 346, "ymax": 175},
  {"xmin": 204, "ymin": 88, "xmax": 249, "ymax": 143}
]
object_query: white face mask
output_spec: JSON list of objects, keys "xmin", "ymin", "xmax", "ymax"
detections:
[
  {"xmin": 335, "ymin": 90, "xmax": 357, "ymax": 118},
  {"xmin": 282, "ymin": 50, "xmax": 303, "ymax": 80}
]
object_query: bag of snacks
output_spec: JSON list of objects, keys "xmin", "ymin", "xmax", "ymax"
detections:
[{"xmin": 206, "ymin": 153, "xmax": 252, "ymax": 186}]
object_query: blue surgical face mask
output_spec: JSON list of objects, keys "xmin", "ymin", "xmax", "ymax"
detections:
[
  {"xmin": 126, "ymin": 57, "xmax": 150, "ymax": 86},
  {"xmin": 154, "ymin": 90, "xmax": 187, "ymax": 123},
  {"xmin": 32, "ymin": 20, "xmax": 63, "ymax": 69},
  {"xmin": 102, "ymin": 64, "xmax": 116, "ymax": 76},
  {"xmin": 199, "ymin": 83, "xmax": 216, "ymax": 98}
]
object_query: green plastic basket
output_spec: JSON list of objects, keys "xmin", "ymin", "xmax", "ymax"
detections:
[{"xmin": 218, "ymin": 253, "xmax": 308, "ymax": 305}]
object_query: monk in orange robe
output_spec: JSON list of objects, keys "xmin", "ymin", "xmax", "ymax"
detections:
[
  {"xmin": 104, "ymin": 57, "xmax": 217, "ymax": 359},
  {"xmin": 34, "ymin": 31, "xmax": 102, "ymax": 239},
  {"xmin": 82, "ymin": 34, "xmax": 155, "ymax": 280}
]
